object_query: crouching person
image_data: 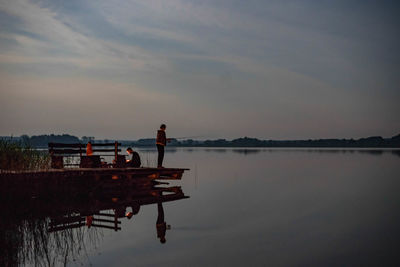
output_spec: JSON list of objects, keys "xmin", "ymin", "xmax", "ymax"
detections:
[{"xmin": 126, "ymin": 147, "xmax": 141, "ymax": 167}]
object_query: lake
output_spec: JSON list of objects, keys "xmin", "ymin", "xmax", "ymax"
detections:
[{"xmin": 2, "ymin": 148, "xmax": 400, "ymax": 266}]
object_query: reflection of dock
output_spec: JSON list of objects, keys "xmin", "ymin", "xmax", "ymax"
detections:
[
  {"xmin": 0, "ymin": 168, "xmax": 189, "ymax": 267},
  {"xmin": 47, "ymin": 185, "xmax": 188, "ymax": 233}
]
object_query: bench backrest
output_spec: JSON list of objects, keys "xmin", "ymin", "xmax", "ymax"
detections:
[{"xmin": 48, "ymin": 142, "xmax": 122, "ymax": 167}]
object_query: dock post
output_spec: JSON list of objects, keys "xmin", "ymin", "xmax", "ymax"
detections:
[{"xmin": 114, "ymin": 141, "xmax": 118, "ymax": 163}]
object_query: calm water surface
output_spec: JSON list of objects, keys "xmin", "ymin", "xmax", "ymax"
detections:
[{"xmin": 3, "ymin": 148, "xmax": 400, "ymax": 266}]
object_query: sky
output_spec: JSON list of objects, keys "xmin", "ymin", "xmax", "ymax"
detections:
[{"xmin": 0, "ymin": 0, "xmax": 399, "ymax": 140}]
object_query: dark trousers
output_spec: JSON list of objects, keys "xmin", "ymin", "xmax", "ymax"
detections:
[{"xmin": 157, "ymin": 144, "xmax": 165, "ymax": 167}]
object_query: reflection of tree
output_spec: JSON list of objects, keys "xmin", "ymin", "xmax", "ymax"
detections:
[
  {"xmin": 392, "ymin": 150, "xmax": 400, "ymax": 158},
  {"xmin": 232, "ymin": 149, "xmax": 261, "ymax": 155},
  {"xmin": 0, "ymin": 179, "xmax": 188, "ymax": 266}
]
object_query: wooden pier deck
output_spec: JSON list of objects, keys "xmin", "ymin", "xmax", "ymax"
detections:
[
  {"xmin": 0, "ymin": 167, "xmax": 189, "ymax": 180},
  {"xmin": 0, "ymin": 167, "xmax": 189, "ymax": 197}
]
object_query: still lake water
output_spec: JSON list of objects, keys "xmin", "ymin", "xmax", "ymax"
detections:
[{"xmin": 4, "ymin": 148, "xmax": 400, "ymax": 266}]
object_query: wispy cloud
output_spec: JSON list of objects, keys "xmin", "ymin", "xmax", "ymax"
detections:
[
  {"xmin": 0, "ymin": 0, "xmax": 169, "ymax": 72},
  {"xmin": 0, "ymin": 0, "xmax": 398, "ymax": 139}
]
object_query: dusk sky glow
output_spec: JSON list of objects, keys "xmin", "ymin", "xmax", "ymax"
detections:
[{"xmin": 0, "ymin": 0, "xmax": 399, "ymax": 140}]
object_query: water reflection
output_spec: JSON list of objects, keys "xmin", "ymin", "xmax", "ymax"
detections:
[
  {"xmin": 193, "ymin": 147, "xmax": 400, "ymax": 157},
  {"xmin": 391, "ymin": 150, "xmax": 400, "ymax": 157},
  {"xmin": 232, "ymin": 149, "xmax": 261, "ymax": 155},
  {"xmin": 0, "ymin": 179, "xmax": 189, "ymax": 266}
]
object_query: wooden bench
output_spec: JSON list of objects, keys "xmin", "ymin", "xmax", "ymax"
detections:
[{"xmin": 48, "ymin": 142, "xmax": 122, "ymax": 168}]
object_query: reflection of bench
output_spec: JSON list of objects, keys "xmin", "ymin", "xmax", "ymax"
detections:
[
  {"xmin": 49, "ymin": 212, "xmax": 122, "ymax": 232},
  {"xmin": 48, "ymin": 142, "xmax": 121, "ymax": 168}
]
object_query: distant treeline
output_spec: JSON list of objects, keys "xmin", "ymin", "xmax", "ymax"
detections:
[
  {"xmin": 1, "ymin": 133, "xmax": 399, "ymax": 148},
  {"xmin": 134, "ymin": 134, "xmax": 400, "ymax": 147},
  {"xmin": 172, "ymin": 135, "xmax": 400, "ymax": 148}
]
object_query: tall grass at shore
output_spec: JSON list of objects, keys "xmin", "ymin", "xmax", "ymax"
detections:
[
  {"xmin": 1, "ymin": 213, "xmax": 103, "ymax": 266},
  {"xmin": 0, "ymin": 140, "xmax": 50, "ymax": 171}
]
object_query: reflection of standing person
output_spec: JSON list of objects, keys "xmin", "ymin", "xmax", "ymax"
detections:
[
  {"xmin": 156, "ymin": 124, "xmax": 170, "ymax": 168},
  {"xmin": 156, "ymin": 202, "xmax": 167, "ymax": 244}
]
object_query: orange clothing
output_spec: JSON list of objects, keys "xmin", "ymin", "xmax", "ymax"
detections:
[{"xmin": 86, "ymin": 143, "xmax": 93, "ymax": 156}]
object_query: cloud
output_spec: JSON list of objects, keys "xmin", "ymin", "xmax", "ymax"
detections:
[
  {"xmin": 0, "ymin": 0, "xmax": 169, "ymax": 73},
  {"xmin": 0, "ymin": 0, "xmax": 398, "ymax": 138}
]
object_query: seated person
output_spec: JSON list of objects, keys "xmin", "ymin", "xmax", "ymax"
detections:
[
  {"xmin": 126, "ymin": 147, "xmax": 141, "ymax": 167},
  {"xmin": 86, "ymin": 141, "xmax": 93, "ymax": 156}
]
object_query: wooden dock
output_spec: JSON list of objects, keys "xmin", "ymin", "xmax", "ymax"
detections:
[
  {"xmin": 0, "ymin": 167, "xmax": 189, "ymax": 197},
  {"xmin": 0, "ymin": 167, "xmax": 189, "ymax": 179}
]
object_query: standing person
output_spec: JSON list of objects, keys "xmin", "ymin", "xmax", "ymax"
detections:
[{"xmin": 156, "ymin": 124, "xmax": 170, "ymax": 168}]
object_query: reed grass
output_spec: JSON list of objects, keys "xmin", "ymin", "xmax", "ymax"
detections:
[
  {"xmin": 0, "ymin": 140, "xmax": 50, "ymax": 171},
  {"xmin": 1, "ymin": 215, "xmax": 103, "ymax": 266}
]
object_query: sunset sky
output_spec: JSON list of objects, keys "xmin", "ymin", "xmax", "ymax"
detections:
[{"xmin": 0, "ymin": 0, "xmax": 399, "ymax": 140}]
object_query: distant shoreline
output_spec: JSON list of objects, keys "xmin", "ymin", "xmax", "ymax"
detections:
[
  {"xmin": 1, "ymin": 133, "xmax": 399, "ymax": 148},
  {"xmin": 137, "ymin": 146, "xmax": 400, "ymax": 149}
]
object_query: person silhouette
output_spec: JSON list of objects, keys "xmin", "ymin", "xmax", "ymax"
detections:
[
  {"xmin": 156, "ymin": 201, "xmax": 170, "ymax": 244},
  {"xmin": 126, "ymin": 147, "xmax": 141, "ymax": 167},
  {"xmin": 126, "ymin": 202, "xmax": 140, "ymax": 219},
  {"xmin": 156, "ymin": 201, "xmax": 171, "ymax": 244},
  {"xmin": 86, "ymin": 141, "xmax": 93, "ymax": 156},
  {"xmin": 156, "ymin": 124, "xmax": 171, "ymax": 168}
]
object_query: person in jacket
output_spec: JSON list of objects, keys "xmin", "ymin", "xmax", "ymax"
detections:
[
  {"xmin": 156, "ymin": 124, "xmax": 170, "ymax": 168},
  {"xmin": 126, "ymin": 147, "xmax": 141, "ymax": 167},
  {"xmin": 86, "ymin": 141, "xmax": 93, "ymax": 156}
]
